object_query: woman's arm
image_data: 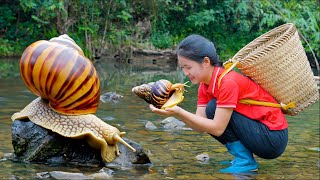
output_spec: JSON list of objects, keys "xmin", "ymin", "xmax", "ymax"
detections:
[
  {"xmin": 196, "ymin": 106, "xmax": 207, "ymax": 118},
  {"xmin": 149, "ymin": 105, "xmax": 233, "ymax": 136}
]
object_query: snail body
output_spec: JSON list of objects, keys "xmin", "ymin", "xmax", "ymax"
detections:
[
  {"xmin": 11, "ymin": 97, "xmax": 135, "ymax": 162},
  {"xmin": 13, "ymin": 34, "xmax": 136, "ymax": 163},
  {"xmin": 132, "ymin": 79, "xmax": 188, "ymax": 109}
]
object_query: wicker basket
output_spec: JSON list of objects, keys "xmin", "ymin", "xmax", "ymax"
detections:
[{"xmin": 229, "ymin": 23, "xmax": 319, "ymax": 116}]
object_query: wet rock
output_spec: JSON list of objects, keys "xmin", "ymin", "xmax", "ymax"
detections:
[
  {"xmin": 92, "ymin": 167, "xmax": 114, "ymax": 177},
  {"xmin": 160, "ymin": 117, "xmax": 192, "ymax": 131},
  {"xmin": 0, "ymin": 153, "xmax": 14, "ymax": 162},
  {"xmin": 11, "ymin": 119, "xmax": 151, "ymax": 167},
  {"xmin": 35, "ymin": 172, "xmax": 51, "ymax": 179},
  {"xmin": 145, "ymin": 121, "xmax": 157, "ymax": 130},
  {"xmin": 37, "ymin": 171, "xmax": 92, "ymax": 179},
  {"xmin": 36, "ymin": 168, "xmax": 114, "ymax": 179},
  {"xmin": 306, "ymin": 147, "xmax": 320, "ymax": 152},
  {"xmin": 9, "ymin": 175, "xmax": 19, "ymax": 180},
  {"xmin": 195, "ymin": 153, "xmax": 210, "ymax": 164},
  {"xmin": 100, "ymin": 92, "xmax": 123, "ymax": 103}
]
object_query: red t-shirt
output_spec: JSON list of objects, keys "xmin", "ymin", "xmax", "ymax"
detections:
[{"xmin": 197, "ymin": 67, "xmax": 288, "ymax": 130}]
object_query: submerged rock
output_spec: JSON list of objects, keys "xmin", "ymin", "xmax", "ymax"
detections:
[
  {"xmin": 37, "ymin": 171, "xmax": 93, "ymax": 179},
  {"xmin": 160, "ymin": 117, "xmax": 192, "ymax": 131},
  {"xmin": 306, "ymin": 147, "xmax": 320, "ymax": 152},
  {"xmin": 36, "ymin": 168, "xmax": 114, "ymax": 179},
  {"xmin": 100, "ymin": 92, "xmax": 123, "ymax": 103},
  {"xmin": 143, "ymin": 117, "xmax": 192, "ymax": 131},
  {"xmin": 11, "ymin": 119, "xmax": 151, "ymax": 167},
  {"xmin": 195, "ymin": 153, "xmax": 210, "ymax": 164},
  {"xmin": 145, "ymin": 121, "xmax": 157, "ymax": 130}
]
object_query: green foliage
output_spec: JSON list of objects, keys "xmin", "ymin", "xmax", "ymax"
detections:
[
  {"xmin": 151, "ymin": 31, "xmax": 173, "ymax": 49},
  {"xmin": 186, "ymin": 9, "xmax": 216, "ymax": 28},
  {"xmin": 0, "ymin": 39, "xmax": 15, "ymax": 57},
  {"xmin": 117, "ymin": 10, "xmax": 133, "ymax": 23},
  {"xmin": 0, "ymin": 5, "xmax": 16, "ymax": 28},
  {"xmin": 151, "ymin": 0, "xmax": 266, "ymax": 59},
  {"xmin": 0, "ymin": 4, "xmax": 18, "ymax": 56},
  {"xmin": 259, "ymin": 0, "xmax": 320, "ymax": 57},
  {"xmin": 0, "ymin": 0, "xmax": 318, "ymax": 62}
]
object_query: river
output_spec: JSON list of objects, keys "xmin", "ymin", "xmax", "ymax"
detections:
[{"xmin": 0, "ymin": 56, "xmax": 319, "ymax": 179}]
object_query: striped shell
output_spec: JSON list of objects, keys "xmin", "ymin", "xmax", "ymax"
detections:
[
  {"xmin": 132, "ymin": 79, "xmax": 185, "ymax": 109},
  {"xmin": 20, "ymin": 34, "xmax": 100, "ymax": 115}
]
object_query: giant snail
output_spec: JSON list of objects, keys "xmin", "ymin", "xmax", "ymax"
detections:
[
  {"xmin": 11, "ymin": 34, "xmax": 136, "ymax": 163},
  {"xmin": 132, "ymin": 79, "xmax": 189, "ymax": 109}
]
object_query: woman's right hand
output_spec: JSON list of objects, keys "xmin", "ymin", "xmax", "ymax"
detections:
[{"xmin": 149, "ymin": 104, "xmax": 182, "ymax": 117}]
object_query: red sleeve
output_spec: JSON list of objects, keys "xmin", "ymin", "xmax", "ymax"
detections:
[
  {"xmin": 197, "ymin": 82, "xmax": 209, "ymax": 107},
  {"xmin": 217, "ymin": 79, "xmax": 239, "ymax": 108}
]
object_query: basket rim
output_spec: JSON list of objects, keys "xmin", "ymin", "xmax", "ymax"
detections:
[{"xmin": 232, "ymin": 23, "xmax": 296, "ymax": 62}]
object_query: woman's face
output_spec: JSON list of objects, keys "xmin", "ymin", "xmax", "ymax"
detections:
[{"xmin": 178, "ymin": 55, "xmax": 210, "ymax": 84}]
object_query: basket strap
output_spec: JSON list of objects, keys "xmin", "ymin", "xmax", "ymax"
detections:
[
  {"xmin": 239, "ymin": 99, "xmax": 295, "ymax": 111},
  {"xmin": 218, "ymin": 62, "xmax": 296, "ymax": 111},
  {"xmin": 217, "ymin": 60, "xmax": 239, "ymax": 88}
]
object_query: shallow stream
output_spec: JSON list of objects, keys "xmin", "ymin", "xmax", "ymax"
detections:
[{"xmin": 0, "ymin": 57, "xmax": 319, "ymax": 179}]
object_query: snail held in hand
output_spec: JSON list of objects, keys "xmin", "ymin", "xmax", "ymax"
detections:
[
  {"xmin": 132, "ymin": 79, "xmax": 189, "ymax": 109},
  {"xmin": 12, "ymin": 34, "xmax": 136, "ymax": 162}
]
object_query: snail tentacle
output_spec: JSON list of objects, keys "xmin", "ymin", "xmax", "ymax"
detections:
[{"xmin": 113, "ymin": 133, "xmax": 136, "ymax": 152}]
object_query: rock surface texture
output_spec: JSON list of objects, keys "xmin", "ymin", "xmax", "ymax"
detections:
[{"xmin": 11, "ymin": 119, "xmax": 151, "ymax": 167}]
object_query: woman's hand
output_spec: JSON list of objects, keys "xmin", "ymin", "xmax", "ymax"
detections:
[
  {"xmin": 149, "ymin": 104, "xmax": 233, "ymax": 136},
  {"xmin": 149, "ymin": 104, "xmax": 182, "ymax": 117}
]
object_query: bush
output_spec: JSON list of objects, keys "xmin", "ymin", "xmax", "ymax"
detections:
[
  {"xmin": 151, "ymin": 31, "xmax": 173, "ymax": 49},
  {"xmin": 0, "ymin": 38, "xmax": 15, "ymax": 57}
]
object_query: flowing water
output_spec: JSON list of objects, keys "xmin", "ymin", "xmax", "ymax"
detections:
[{"xmin": 0, "ymin": 57, "xmax": 319, "ymax": 179}]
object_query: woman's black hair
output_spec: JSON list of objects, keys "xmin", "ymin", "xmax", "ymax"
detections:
[{"xmin": 176, "ymin": 34, "xmax": 222, "ymax": 66}]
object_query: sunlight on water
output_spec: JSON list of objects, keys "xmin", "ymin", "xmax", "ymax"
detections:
[{"xmin": 0, "ymin": 57, "xmax": 319, "ymax": 179}]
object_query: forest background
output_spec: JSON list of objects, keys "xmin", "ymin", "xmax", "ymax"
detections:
[{"xmin": 0, "ymin": 0, "xmax": 319, "ymax": 78}]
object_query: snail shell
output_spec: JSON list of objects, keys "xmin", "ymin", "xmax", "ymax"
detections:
[
  {"xmin": 132, "ymin": 79, "xmax": 187, "ymax": 109},
  {"xmin": 15, "ymin": 34, "xmax": 136, "ymax": 162},
  {"xmin": 20, "ymin": 34, "xmax": 100, "ymax": 115}
]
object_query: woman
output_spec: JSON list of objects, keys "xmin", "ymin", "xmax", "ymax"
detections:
[{"xmin": 149, "ymin": 34, "xmax": 288, "ymax": 173}]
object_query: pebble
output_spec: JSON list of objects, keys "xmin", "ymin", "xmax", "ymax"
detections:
[{"xmin": 195, "ymin": 153, "xmax": 210, "ymax": 164}]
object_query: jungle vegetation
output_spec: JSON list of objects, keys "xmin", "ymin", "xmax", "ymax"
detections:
[{"xmin": 0, "ymin": 0, "xmax": 319, "ymax": 64}]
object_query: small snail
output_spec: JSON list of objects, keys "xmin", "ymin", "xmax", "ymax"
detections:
[
  {"xmin": 12, "ymin": 34, "xmax": 136, "ymax": 162},
  {"xmin": 132, "ymin": 79, "xmax": 189, "ymax": 109}
]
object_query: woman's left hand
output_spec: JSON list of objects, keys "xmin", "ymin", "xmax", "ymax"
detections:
[{"xmin": 149, "ymin": 104, "xmax": 182, "ymax": 117}]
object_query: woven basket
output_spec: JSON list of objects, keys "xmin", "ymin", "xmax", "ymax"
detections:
[{"xmin": 229, "ymin": 23, "xmax": 319, "ymax": 116}]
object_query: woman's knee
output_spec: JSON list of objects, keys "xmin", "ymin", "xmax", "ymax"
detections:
[{"xmin": 205, "ymin": 99, "xmax": 217, "ymax": 119}]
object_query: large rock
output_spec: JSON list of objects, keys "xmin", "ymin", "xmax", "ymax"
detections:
[{"xmin": 11, "ymin": 119, "xmax": 151, "ymax": 167}]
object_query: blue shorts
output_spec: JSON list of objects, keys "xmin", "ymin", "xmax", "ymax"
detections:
[{"xmin": 206, "ymin": 99, "xmax": 288, "ymax": 159}]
